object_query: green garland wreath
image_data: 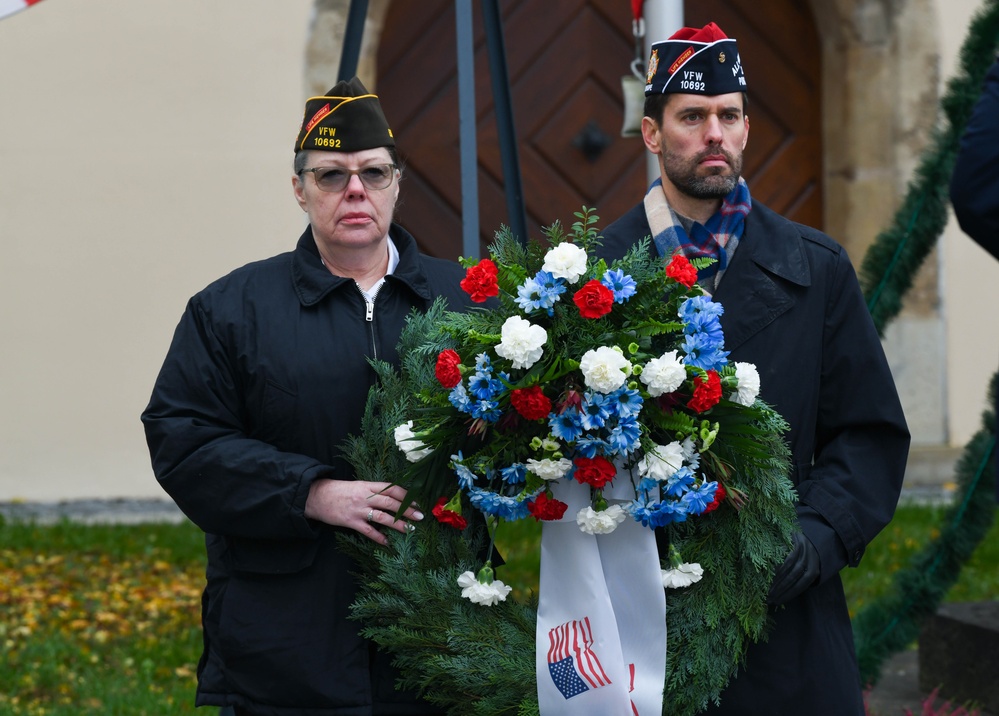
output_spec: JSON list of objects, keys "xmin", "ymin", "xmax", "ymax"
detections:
[
  {"xmin": 853, "ymin": 0, "xmax": 999, "ymax": 687},
  {"xmin": 340, "ymin": 274, "xmax": 796, "ymax": 715}
]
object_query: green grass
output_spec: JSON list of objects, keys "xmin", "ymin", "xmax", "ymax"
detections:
[
  {"xmin": 0, "ymin": 520, "xmax": 206, "ymax": 715},
  {"xmin": 497, "ymin": 503, "xmax": 999, "ymax": 607},
  {"xmin": 1, "ymin": 504, "xmax": 996, "ymax": 715}
]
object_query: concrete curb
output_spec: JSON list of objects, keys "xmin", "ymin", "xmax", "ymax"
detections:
[
  {"xmin": 0, "ymin": 498, "xmax": 186, "ymax": 525},
  {"xmin": 0, "ymin": 485, "xmax": 955, "ymax": 526}
]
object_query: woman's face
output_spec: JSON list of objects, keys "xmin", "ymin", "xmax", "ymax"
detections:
[{"xmin": 292, "ymin": 147, "xmax": 400, "ymax": 258}]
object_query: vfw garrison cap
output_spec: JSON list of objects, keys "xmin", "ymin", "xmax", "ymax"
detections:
[
  {"xmin": 645, "ymin": 22, "xmax": 747, "ymax": 96},
  {"xmin": 294, "ymin": 76, "xmax": 395, "ymax": 153}
]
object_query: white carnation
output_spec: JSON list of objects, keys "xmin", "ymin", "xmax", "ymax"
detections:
[
  {"xmin": 576, "ymin": 504, "xmax": 627, "ymax": 535},
  {"xmin": 641, "ymin": 350, "xmax": 686, "ymax": 397},
  {"xmin": 393, "ymin": 421, "xmax": 433, "ymax": 463},
  {"xmin": 542, "ymin": 242, "xmax": 588, "ymax": 283},
  {"xmin": 730, "ymin": 362, "xmax": 761, "ymax": 407},
  {"xmin": 457, "ymin": 570, "xmax": 513, "ymax": 606},
  {"xmin": 526, "ymin": 458, "xmax": 573, "ymax": 481},
  {"xmin": 637, "ymin": 442, "xmax": 685, "ymax": 481},
  {"xmin": 494, "ymin": 315, "xmax": 547, "ymax": 370},
  {"xmin": 579, "ymin": 346, "xmax": 631, "ymax": 394},
  {"xmin": 661, "ymin": 562, "xmax": 704, "ymax": 589}
]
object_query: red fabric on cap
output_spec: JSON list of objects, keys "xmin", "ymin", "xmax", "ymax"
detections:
[{"xmin": 667, "ymin": 22, "xmax": 729, "ymax": 42}]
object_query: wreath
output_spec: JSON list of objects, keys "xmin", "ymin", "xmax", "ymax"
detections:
[{"xmin": 339, "ymin": 209, "xmax": 797, "ymax": 715}]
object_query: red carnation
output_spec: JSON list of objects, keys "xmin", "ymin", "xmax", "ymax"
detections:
[
  {"xmin": 431, "ymin": 496, "xmax": 468, "ymax": 530},
  {"xmin": 688, "ymin": 371, "xmax": 722, "ymax": 412},
  {"xmin": 573, "ymin": 455, "xmax": 617, "ymax": 489},
  {"xmin": 702, "ymin": 483, "xmax": 727, "ymax": 514},
  {"xmin": 573, "ymin": 280, "xmax": 615, "ymax": 319},
  {"xmin": 460, "ymin": 259, "xmax": 499, "ymax": 303},
  {"xmin": 666, "ymin": 254, "xmax": 698, "ymax": 288},
  {"xmin": 435, "ymin": 349, "xmax": 462, "ymax": 388},
  {"xmin": 510, "ymin": 385, "xmax": 552, "ymax": 421},
  {"xmin": 528, "ymin": 491, "xmax": 569, "ymax": 522}
]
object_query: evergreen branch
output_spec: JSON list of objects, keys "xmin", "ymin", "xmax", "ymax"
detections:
[
  {"xmin": 851, "ymin": 1, "xmax": 999, "ymax": 687},
  {"xmin": 853, "ymin": 372, "xmax": 997, "ymax": 686}
]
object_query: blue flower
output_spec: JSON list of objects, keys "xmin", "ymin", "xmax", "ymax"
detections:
[
  {"xmin": 681, "ymin": 332, "xmax": 730, "ymax": 371},
  {"xmin": 630, "ymin": 499, "xmax": 658, "ymax": 528},
  {"xmin": 474, "ymin": 352, "xmax": 493, "ymax": 373},
  {"xmin": 470, "ymin": 399, "xmax": 502, "ymax": 423},
  {"xmin": 682, "ymin": 481, "xmax": 719, "ymax": 514},
  {"xmin": 637, "ymin": 476, "xmax": 660, "ymax": 494},
  {"xmin": 631, "ymin": 498, "xmax": 688, "ymax": 528},
  {"xmin": 601, "ymin": 269, "xmax": 637, "ymax": 303},
  {"xmin": 468, "ymin": 487, "xmax": 534, "ymax": 520},
  {"xmin": 515, "ymin": 270, "xmax": 565, "ymax": 315},
  {"xmin": 608, "ymin": 387, "xmax": 643, "ymax": 419},
  {"xmin": 449, "ymin": 383, "xmax": 471, "ymax": 413},
  {"xmin": 664, "ymin": 466, "xmax": 696, "ymax": 497},
  {"xmin": 468, "ymin": 372, "xmax": 497, "ymax": 399},
  {"xmin": 679, "ymin": 296, "xmax": 725, "ymax": 327},
  {"xmin": 580, "ymin": 392, "xmax": 611, "ymax": 430},
  {"xmin": 647, "ymin": 500, "xmax": 689, "ymax": 527},
  {"xmin": 515, "ymin": 275, "xmax": 546, "ymax": 313},
  {"xmin": 574, "ymin": 434, "xmax": 610, "ymax": 458},
  {"xmin": 550, "ymin": 409, "xmax": 584, "ymax": 442},
  {"xmin": 451, "ymin": 453, "xmax": 477, "ymax": 489},
  {"xmin": 606, "ymin": 415, "xmax": 642, "ymax": 455},
  {"xmin": 500, "ymin": 463, "xmax": 527, "ymax": 485}
]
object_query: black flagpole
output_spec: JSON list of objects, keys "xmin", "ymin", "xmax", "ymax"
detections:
[
  {"xmin": 338, "ymin": 0, "xmax": 368, "ymax": 81},
  {"xmin": 456, "ymin": 0, "xmax": 481, "ymax": 258},
  {"xmin": 481, "ymin": 0, "xmax": 528, "ymax": 246}
]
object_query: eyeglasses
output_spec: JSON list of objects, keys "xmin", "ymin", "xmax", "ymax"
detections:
[{"xmin": 300, "ymin": 164, "xmax": 398, "ymax": 192}]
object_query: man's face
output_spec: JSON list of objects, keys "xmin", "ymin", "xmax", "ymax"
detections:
[
  {"xmin": 643, "ymin": 92, "xmax": 749, "ymax": 200},
  {"xmin": 292, "ymin": 147, "xmax": 400, "ymax": 257}
]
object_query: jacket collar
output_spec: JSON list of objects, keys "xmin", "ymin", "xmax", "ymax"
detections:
[
  {"xmin": 712, "ymin": 201, "xmax": 811, "ymax": 352},
  {"xmin": 291, "ymin": 224, "xmax": 433, "ymax": 306}
]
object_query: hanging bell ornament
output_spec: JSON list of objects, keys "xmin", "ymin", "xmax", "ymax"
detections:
[
  {"xmin": 620, "ymin": 59, "xmax": 646, "ymax": 138},
  {"xmin": 621, "ymin": 15, "xmax": 646, "ymax": 138}
]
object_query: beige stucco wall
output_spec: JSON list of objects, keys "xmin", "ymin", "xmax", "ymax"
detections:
[
  {"xmin": 0, "ymin": 0, "xmax": 994, "ymax": 501},
  {"xmin": 0, "ymin": 0, "xmax": 313, "ymax": 500}
]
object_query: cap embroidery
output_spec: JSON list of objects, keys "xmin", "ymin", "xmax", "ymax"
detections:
[
  {"xmin": 304, "ymin": 103, "xmax": 332, "ymax": 137},
  {"xmin": 646, "ymin": 49, "xmax": 660, "ymax": 83},
  {"xmin": 668, "ymin": 46, "xmax": 694, "ymax": 75}
]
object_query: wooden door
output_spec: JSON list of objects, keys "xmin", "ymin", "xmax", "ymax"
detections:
[
  {"xmin": 377, "ymin": 0, "xmax": 821, "ymax": 259},
  {"xmin": 686, "ymin": 1, "xmax": 823, "ymax": 227}
]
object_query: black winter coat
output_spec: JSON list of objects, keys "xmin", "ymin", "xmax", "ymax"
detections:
[
  {"xmin": 599, "ymin": 200, "xmax": 910, "ymax": 716},
  {"xmin": 951, "ymin": 58, "xmax": 999, "ymax": 499},
  {"xmin": 142, "ymin": 225, "xmax": 473, "ymax": 715},
  {"xmin": 951, "ymin": 58, "xmax": 999, "ymax": 260}
]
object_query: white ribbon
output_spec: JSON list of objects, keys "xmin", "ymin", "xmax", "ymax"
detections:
[{"xmin": 536, "ymin": 473, "xmax": 666, "ymax": 715}]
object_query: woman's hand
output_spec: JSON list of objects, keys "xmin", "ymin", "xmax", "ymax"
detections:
[{"xmin": 304, "ymin": 479, "xmax": 424, "ymax": 545}]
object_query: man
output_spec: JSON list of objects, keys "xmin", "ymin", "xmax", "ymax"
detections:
[
  {"xmin": 142, "ymin": 78, "xmax": 471, "ymax": 715},
  {"xmin": 597, "ymin": 23, "xmax": 910, "ymax": 715}
]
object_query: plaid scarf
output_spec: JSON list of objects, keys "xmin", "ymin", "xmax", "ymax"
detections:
[{"xmin": 643, "ymin": 176, "xmax": 752, "ymax": 292}]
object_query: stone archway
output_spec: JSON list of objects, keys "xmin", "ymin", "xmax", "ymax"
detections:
[{"xmin": 807, "ymin": 0, "xmax": 940, "ymax": 266}]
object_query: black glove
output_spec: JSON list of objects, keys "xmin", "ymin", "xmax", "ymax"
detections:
[{"xmin": 767, "ymin": 530, "xmax": 820, "ymax": 605}]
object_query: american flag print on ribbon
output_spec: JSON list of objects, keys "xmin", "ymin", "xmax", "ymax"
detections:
[
  {"xmin": 547, "ymin": 617, "xmax": 611, "ymax": 700},
  {"xmin": 0, "ymin": 0, "xmax": 44, "ymax": 22}
]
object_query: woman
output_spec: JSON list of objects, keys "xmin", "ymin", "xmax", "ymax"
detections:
[{"xmin": 142, "ymin": 77, "xmax": 473, "ymax": 716}]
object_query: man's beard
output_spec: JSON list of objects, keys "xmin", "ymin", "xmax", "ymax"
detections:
[{"xmin": 661, "ymin": 144, "xmax": 742, "ymax": 200}]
